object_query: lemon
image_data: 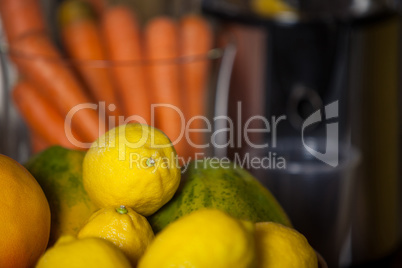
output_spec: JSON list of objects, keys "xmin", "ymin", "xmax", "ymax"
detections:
[
  {"xmin": 36, "ymin": 235, "xmax": 131, "ymax": 268},
  {"xmin": 78, "ymin": 206, "xmax": 154, "ymax": 266},
  {"xmin": 138, "ymin": 209, "xmax": 256, "ymax": 268},
  {"xmin": 255, "ymin": 222, "xmax": 318, "ymax": 268},
  {"xmin": 83, "ymin": 123, "xmax": 181, "ymax": 216},
  {"xmin": 252, "ymin": 0, "xmax": 295, "ymax": 17}
]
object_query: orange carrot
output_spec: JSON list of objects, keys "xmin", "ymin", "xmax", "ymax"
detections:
[
  {"xmin": 58, "ymin": 0, "xmax": 122, "ymax": 120},
  {"xmin": 12, "ymin": 80, "xmax": 84, "ymax": 150},
  {"xmin": 179, "ymin": 15, "xmax": 213, "ymax": 157},
  {"xmin": 145, "ymin": 17, "xmax": 187, "ymax": 158},
  {"xmin": 30, "ymin": 132, "xmax": 51, "ymax": 154},
  {"xmin": 10, "ymin": 32, "xmax": 104, "ymax": 143},
  {"xmin": 0, "ymin": 0, "xmax": 46, "ymax": 43},
  {"xmin": 101, "ymin": 5, "xmax": 151, "ymax": 124}
]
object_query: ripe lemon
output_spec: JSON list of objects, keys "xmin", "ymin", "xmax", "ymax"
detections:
[
  {"xmin": 78, "ymin": 206, "xmax": 154, "ymax": 265},
  {"xmin": 83, "ymin": 123, "xmax": 181, "ymax": 216},
  {"xmin": 138, "ymin": 209, "xmax": 256, "ymax": 268},
  {"xmin": 255, "ymin": 222, "xmax": 318, "ymax": 268},
  {"xmin": 0, "ymin": 154, "xmax": 50, "ymax": 268},
  {"xmin": 36, "ymin": 235, "xmax": 131, "ymax": 268},
  {"xmin": 252, "ymin": 0, "xmax": 295, "ymax": 16}
]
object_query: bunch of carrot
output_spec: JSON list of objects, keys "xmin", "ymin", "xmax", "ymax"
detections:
[{"xmin": 0, "ymin": 0, "xmax": 213, "ymax": 159}]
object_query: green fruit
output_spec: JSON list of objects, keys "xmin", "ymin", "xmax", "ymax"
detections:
[
  {"xmin": 148, "ymin": 159, "xmax": 291, "ymax": 233},
  {"xmin": 25, "ymin": 146, "xmax": 97, "ymax": 246}
]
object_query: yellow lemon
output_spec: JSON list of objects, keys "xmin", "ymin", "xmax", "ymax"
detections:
[
  {"xmin": 78, "ymin": 206, "xmax": 154, "ymax": 266},
  {"xmin": 252, "ymin": 0, "xmax": 295, "ymax": 17},
  {"xmin": 138, "ymin": 209, "xmax": 255, "ymax": 268},
  {"xmin": 36, "ymin": 235, "xmax": 131, "ymax": 268},
  {"xmin": 255, "ymin": 222, "xmax": 318, "ymax": 268},
  {"xmin": 83, "ymin": 123, "xmax": 181, "ymax": 216}
]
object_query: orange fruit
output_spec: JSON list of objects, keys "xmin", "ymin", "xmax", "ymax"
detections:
[{"xmin": 0, "ymin": 154, "xmax": 51, "ymax": 268}]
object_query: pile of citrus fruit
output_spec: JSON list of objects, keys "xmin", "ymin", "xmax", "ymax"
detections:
[{"xmin": 0, "ymin": 123, "xmax": 319, "ymax": 268}]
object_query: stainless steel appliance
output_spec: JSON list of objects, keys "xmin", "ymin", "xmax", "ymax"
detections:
[{"xmin": 203, "ymin": 0, "xmax": 401, "ymax": 266}]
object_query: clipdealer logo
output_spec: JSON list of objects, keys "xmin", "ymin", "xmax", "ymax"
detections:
[
  {"xmin": 63, "ymin": 100, "xmax": 340, "ymax": 169},
  {"xmin": 301, "ymin": 101, "xmax": 339, "ymax": 167}
]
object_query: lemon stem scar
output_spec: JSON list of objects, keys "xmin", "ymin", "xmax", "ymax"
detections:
[
  {"xmin": 116, "ymin": 205, "xmax": 128, "ymax": 214},
  {"xmin": 146, "ymin": 158, "xmax": 155, "ymax": 167}
]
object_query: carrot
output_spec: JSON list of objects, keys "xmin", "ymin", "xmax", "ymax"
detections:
[
  {"xmin": 0, "ymin": 0, "xmax": 46, "ymax": 43},
  {"xmin": 101, "ymin": 5, "xmax": 151, "ymax": 124},
  {"xmin": 145, "ymin": 17, "xmax": 187, "ymax": 158},
  {"xmin": 12, "ymin": 80, "xmax": 84, "ymax": 150},
  {"xmin": 10, "ymin": 32, "xmax": 104, "ymax": 143},
  {"xmin": 179, "ymin": 15, "xmax": 213, "ymax": 157},
  {"xmin": 30, "ymin": 132, "xmax": 51, "ymax": 154},
  {"xmin": 58, "ymin": 0, "xmax": 122, "ymax": 120}
]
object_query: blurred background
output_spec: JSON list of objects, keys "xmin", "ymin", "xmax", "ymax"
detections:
[{"xmin": 1, "ymin": 0, "xmax": 402, "ymax": 267}]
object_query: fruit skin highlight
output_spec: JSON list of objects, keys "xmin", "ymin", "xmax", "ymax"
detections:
[
  {"xmin": 149, "ymin": 159, "xmax": 291, "ymax": 233},
  {"xmin": 83, "ymin": 123, "xmax": 181, "ymax": 216},
  {"xmin": 78, "ymin": 206, "xmax": 154, "ymax": 266},
  {"xmin": 0, "ymin": 154, "xmax": 51, "ymax": 268},
  {"xmin": 138, "ymin": 209, "xmax": 256, "ymax": 268},
  {"xmin": 36, "ymin": 235, "xmax": 132, "ymax": 268},
  {"xmin": 25, "ymin": 146, "xmax": 98, "ymax": 246}
]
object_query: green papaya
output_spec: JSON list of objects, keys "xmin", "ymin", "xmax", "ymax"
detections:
[
  {"xmin": 148, "ymin": 159, "xmax": 291, "ymax": 233},
  {"xmin": 25, "ymin": 146, "xmax": 97, "ymax": 246}
]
